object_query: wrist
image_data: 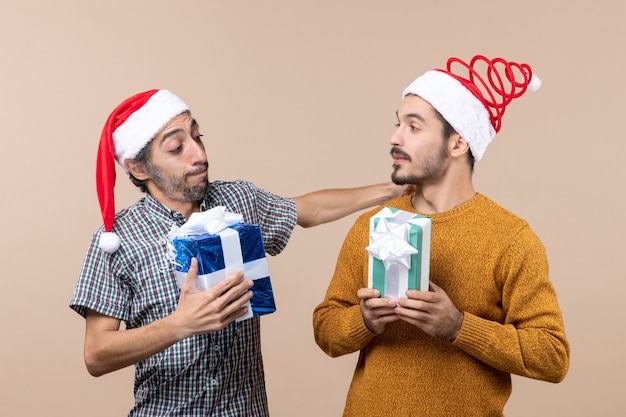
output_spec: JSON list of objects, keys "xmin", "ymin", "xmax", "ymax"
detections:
[
  {"xmin": 383, "ymin": 182, "xmax": 407, "ymax": 203},
  {"xmin": 449, "ymin": 311, "xmax": 464, "ymax": 342},
  {"xmin": 162, "ymin": 312, "xmax": 191, "ymax": 342}
]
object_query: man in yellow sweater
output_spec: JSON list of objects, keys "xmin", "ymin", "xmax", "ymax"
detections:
[{"xmin": 313, "ymin": 55, "xmax": 570, "ymax": 416}]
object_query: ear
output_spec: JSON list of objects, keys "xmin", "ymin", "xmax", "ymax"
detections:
[
  {"xmin": 449, "ymin": 134, "xmax": 471, "ymax": 159},
  {"xmin": 125, "ymin": 159, "xmax": 149, "ymax": 180}
]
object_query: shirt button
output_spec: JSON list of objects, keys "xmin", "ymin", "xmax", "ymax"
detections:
[
  {"xmin": 210, "ymin": 379, "xmax": 218, "ymax": 386},
  {"xmin": 214, "ymin": 345, "xmax": 220, "ymax": 351}
]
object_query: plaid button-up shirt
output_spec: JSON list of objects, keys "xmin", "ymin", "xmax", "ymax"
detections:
[{"xmin": 71, "ymin": 180, "xmax": 297, "ymax": 416}]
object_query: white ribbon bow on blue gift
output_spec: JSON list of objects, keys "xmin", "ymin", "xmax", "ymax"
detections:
[
  {"xmin": 173, "ymin": 206, "xmax": 243, "ymax": 236},
  {"xmin": 167, "ymin": 206, "xmax": 246, "ymax": 276},
  {"xmin": 366, "ymin": 216, "xmax": 418, "ymax": 271}
]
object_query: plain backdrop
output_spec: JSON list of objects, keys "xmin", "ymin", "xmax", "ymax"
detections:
[{"xmin": 1, "ymin": 1, "xmax": 624, "ymax": 416}]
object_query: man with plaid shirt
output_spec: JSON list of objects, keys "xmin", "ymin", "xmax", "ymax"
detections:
[{"xmin": 70, "ymin": 89, "xmax": 403, "ymax": 416}]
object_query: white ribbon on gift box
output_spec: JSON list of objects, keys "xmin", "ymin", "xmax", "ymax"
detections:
[
  {"xmin": 366, "ymin": 208, "xmax": 420, "ymax": 299},
  {"xmin": 167, "ymin": 206, "xmax": 270, "ymax": 320}
]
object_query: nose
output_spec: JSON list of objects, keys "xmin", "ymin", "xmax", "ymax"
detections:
[
  {"xmin": 188, "ymin": 136, "xmax": 207, "ymax": 165},
  {"xmin": 389, "ymin": 125, "xmax": 403, "ymax": 146}
]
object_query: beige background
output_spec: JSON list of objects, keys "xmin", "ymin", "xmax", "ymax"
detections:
[{"xmin": 1, "ymin": 1, "xmax": 624, "ymax": 415}]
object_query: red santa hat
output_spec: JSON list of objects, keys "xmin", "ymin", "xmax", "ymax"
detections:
[
  {"xmin": 96, "ymin": 89, "xmax": 189, "ymax": 253},
  {"xmin": 402, "ymin": 55, "xmax": 541, "ymax": 161}
]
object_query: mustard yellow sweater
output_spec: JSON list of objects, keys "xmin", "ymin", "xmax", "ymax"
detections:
[{"xmin": 313, "ymin": 194, "xmax": 569, "ymax": 417}]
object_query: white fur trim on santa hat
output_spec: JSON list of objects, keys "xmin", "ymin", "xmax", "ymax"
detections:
[
  {"xmin": 113, "ymin": 90, "xmax": 189, "ymax": 173},
  {"xmin": 402, "ymin": 70, "xmax": 495, "ymax": 162}
]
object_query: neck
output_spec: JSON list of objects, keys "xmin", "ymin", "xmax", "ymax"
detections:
[{"xmin": 411, "ymin": 174, "xmax": 475, "ymax": 214}]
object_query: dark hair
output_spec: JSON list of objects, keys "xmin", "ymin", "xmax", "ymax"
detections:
[
  {"xmin": 128, "ymin": 141, "xmax": 153, "ymax": 193},
  {"xmin": 431, "ymin": 107, "xmax": 475, "ymax": 172}
]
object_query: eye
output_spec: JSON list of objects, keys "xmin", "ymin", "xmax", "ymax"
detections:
[
  {"xmin": 166, "ymin": 140, "xmax": 183, "ymax": 154},
  {"xmin": 194, "ymin": 134, "xmax": 204, "ymax": 143},
  {"xmin": 394, "ymin": 123, "xmax": 400, "ymax": 128}
]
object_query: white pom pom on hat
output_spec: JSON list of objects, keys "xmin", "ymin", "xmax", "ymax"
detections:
[
  {"xmin": 527, "ymin": 74, "xmax": 542, "ymax": 92},
  {"xmin": 96, "ymin": 89, "xmax": 189, "ymax": 253},
  {"xmin": 402, "ymin": 55, "xmax": 540, "ymax": 162},
  {"xmin": 99, "ymin": 232, "xmax": 122, "ymax": 253}
]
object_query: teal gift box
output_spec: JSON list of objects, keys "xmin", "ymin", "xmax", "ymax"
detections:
[{"xmin": 366, "ymin": 207, "xmax": 431, "ymax": 298}]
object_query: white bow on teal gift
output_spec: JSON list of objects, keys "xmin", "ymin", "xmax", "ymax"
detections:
[{"xmin": 366, "ymin": 216, "xmax": 418, "ymax": 271}]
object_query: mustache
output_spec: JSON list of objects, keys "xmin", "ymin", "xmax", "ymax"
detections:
[
  {"xmin": 184, "ymin": 162, "xmax": 209, "ymax": 179},
  {"xmin": 390, "ymin": 146, "xmax": 411, "ymax": 161}
]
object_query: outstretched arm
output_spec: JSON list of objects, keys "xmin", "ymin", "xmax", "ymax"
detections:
[{"xmin": 293, "ymin": 182, "xmax": 407, "ymax": 228}]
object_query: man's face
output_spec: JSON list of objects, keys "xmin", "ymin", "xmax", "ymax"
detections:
[
  {"xmin": 144, "ymin": 112, "xmax": 209, "ymax": 203},
  {"xmin": 389, "ymin": 95, "xmax": 450, "ymax": 186}
]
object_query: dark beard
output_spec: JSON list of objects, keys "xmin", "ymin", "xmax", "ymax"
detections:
[
  {"xmin": 390, "ymin": 142, "xmax": 449, "ymax": 186},
  {"xmin": 146, "ymin": 161, "xmax": 208, "ymax": 203},
  {"xmin": 181, "ymin": 183, "xmax": 208, "ymax": 202},
  {"xmin": 390, "ymin": 146, "xmax": 415, "ymax": 185},
  {"xmin": 391, "ymin": 167, "xmax": 418, "ymax": 185}
]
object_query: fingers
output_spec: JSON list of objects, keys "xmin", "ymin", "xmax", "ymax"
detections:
[
  {"xmin": 358, "ymin": 287, "xmax": 399, "ymax": 334},
  {"xmin": 214, "ymin": 274, "xmax": 254, "ymax": 306},
  {"xmin": 404, "ymin": 287, "xmax": 437, "ymax": 302},
  {"xmin": 397, "ymin": 292, "xmax": 435, "ymax": 312},
  {"xmin": 222, "ymin": 300, "xmax": 254, "ymax": 322},
  {"xmin": 358, "ymin": 287, "xmax": 400, "ymax": 311},
  {"xmin": 402, "ymin": 184, "xmax": 417, "ymax": 196},
  {"xmin": 395, "ymin": 284, "xmax": 463, "ymax": 339},
  {"xmin": 180, "ymin": 264, "xmax": 253, "ymax": 315},
  {"xmin": 210, "ymin": 270, "xmax": 250, "ymax": 296},
  {"xmin": 428, "ymin": 281, "xmax": 442, "ymax": 292},
  {"xmin": 358, "ymin": 288, "xmax": 397, "ymax": 310},
  {"xmin": 357, "ymin": 287, "xmax": 380, "ymax": 301},
  {"xmin": 181, "ymin": 258, "xmax": 199, "ymax": 291},
  {"xmin": 181, "ymin": 262, "xmax": 251, "ymax": 296}
]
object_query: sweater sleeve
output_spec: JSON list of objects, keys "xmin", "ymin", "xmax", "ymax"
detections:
[
  {"xmin": 452, "ymin": 226, "xmax": 570, "ymax": 383},
  {"xmin": 313, "ymin": 215, "xmax": 377, "ymax": 357}
]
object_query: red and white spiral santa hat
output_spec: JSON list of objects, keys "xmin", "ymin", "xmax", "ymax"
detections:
[
  {"xmin": 96, "ymin": 89, "xmax": 189, "ymax": 253},
  {"xmin": 402, "ymin": 55, "xmax": 541, "ymax": 161}
]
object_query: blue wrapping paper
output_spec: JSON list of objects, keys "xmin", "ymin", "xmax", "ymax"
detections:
[{"xmin": 170, "ymin": 223, "xmax": 276, "ymax": 319}]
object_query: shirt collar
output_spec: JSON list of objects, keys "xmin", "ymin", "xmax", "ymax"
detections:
[{"xmin": 143, "ymin": 192, "xmax": 211, "ymax": 227}]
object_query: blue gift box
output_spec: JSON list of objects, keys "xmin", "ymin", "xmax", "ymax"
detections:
[{"xmin": 170, "ymin": 223, "xmax": 276, "ymax": 320}]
